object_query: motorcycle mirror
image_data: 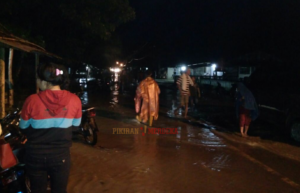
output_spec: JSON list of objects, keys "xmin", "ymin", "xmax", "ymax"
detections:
[{"xmin": 3, "ymin": 124, "xmax": 22, "ymax": 143}]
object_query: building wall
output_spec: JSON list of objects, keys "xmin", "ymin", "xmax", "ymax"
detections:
[
  {"xmin": 167, "ymin": 68, "xmax": 174, "ymax": 79},
  {"xmin": 200, "ymin": 79, "xmax": 235, "ymax": 90},
  {"xmin": 191, "ymin": 66, "xmax": 221, "ymax": 76},
  {"xmin": 238, "ymin": 66, "xmax": 255, "ymax": 80},
  {"xmin": 193, "ymin": 67, "xmax": 206, "ymax": 76}
]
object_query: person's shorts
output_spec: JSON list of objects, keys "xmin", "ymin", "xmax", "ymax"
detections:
[
  {"xmin": 180, "ymin": 95, "xmax": 189, "ymax": 106},
  {"xmin": 239, "ymin": 108, "xmax": 251, "ymax": 127}
]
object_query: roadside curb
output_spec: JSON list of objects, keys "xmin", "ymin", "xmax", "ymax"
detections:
[
  {"xmin": 209, "ymin": 124, "xmax": 300, "ymax": 163},
  {"xmin": 158, "ymin": 83, "xmax": 300, "ymax": 163}
]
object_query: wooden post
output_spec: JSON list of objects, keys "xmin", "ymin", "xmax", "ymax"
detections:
[
  {"xmin": 8, "ymin": 48, "xmax": 14, "ymax": 107},
  {"xmin": 0, "ymin": 48, "xmax": 5, "ymax": 118},
  {"xmin": 35, "ymin": 53, "xmax": 39, "ymax": 93}
]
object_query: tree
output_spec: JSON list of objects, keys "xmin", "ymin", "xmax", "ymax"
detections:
[{"xmin": 0, "ymin": 0, "xmax": 135, "ymax": 66}]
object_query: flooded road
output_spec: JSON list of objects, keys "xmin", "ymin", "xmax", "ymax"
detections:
[{"xmin": 68, "ymin": 83, "xmax": 300, "ymax": 193}]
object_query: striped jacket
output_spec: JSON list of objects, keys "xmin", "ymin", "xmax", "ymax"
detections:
[{"xmin": 176, "ymin": 74, "xmax": 192, "ymax": 95}]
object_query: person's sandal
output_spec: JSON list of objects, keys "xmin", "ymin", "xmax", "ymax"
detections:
[{"xmin": 136, "ymin": 115, "xmax": 141, "ymax": 122}]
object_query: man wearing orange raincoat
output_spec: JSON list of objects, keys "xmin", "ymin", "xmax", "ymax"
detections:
[{"xmin": 134, "ymin": 70, "xmax": 160, "ymax": 126}]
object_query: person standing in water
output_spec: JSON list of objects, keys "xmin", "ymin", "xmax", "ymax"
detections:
[
  {"xmin": 236, "ymin": 82, "xmax": 259, "ymax": 137},
  {"xmin": 174, "ymin": 68, "xmax": 194, "ymax": 118},
  {"xmin": 134, "ymin": 70, "xmax": 160, "ymax": 126}
]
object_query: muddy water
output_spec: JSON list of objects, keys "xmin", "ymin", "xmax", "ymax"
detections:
[{"xmin": 68, "ymin": 84, "xmax": 300, "ymax": 193}]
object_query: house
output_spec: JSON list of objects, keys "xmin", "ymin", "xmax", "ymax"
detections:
[{"xmin": 226, "ymin": 52, "xmax": 283, "ymax": 81}]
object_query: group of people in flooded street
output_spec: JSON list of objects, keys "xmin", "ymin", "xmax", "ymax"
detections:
[
  {"xmin": 134, "ymin": 67, "xmax": 259, "ymax": 138},
  {"xmin": 8, "ymin": 61, "xmax": 259, "ymax": 192},
  {"xmin": 133, "ymin": 68, "xmax": 201, "ymax": 126}
]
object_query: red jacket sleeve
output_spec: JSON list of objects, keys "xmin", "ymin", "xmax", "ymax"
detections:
[
  {"xmin": 72, "ymin": 95, "xmax": 82, "ymax": 127},
  {"xmin": 20, "ymin": 95, "xmax": 34, "ymax": 129}
]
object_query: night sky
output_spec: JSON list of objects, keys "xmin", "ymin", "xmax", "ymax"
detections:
[{"xmin": 117, "ymin": 0, "xmax": 300, "ymax": 66}]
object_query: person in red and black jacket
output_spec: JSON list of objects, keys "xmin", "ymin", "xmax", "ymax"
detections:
[{"xmin": 20, "ymin": 62, "xmax": 82, "ymax": 193}]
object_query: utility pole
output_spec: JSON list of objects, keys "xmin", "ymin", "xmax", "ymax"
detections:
[{"xmin": 0, "ymin": 48, "xmax": 5, "ymax": 118}]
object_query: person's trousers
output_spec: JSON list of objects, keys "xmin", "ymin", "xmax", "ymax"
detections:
[{"xmin": 25, "ymin": 151, "xmax": 71, "ymax": 193}]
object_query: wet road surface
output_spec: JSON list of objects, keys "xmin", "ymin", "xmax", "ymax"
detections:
[{"xmin": 68, "ymin": 83, "xmax": 300, "ymax": 193}]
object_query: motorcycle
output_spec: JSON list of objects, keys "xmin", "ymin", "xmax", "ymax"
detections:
[
  {"xmin": 0, "ymin": 116, "xmax": 27, "ymax": 193},
  {"xmin": 77, "ymin": 91, "xmax": 99, "ymax": 145},
  {"xmin": 0, "ymin": 106, "xmax": 98, "ymax": 192},
  {"xmin": 76, "ymin": 106, "xmax": 98, "ymax": 145},
  {"xmin": 1, "ymin": 103, "xmax": 98, "ymax": 147}
]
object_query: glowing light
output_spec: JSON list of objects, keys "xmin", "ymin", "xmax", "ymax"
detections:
[
  {"xmin": 181, "ymin": 66, "xmax": 186, "ymax": 71},
  {"xmin": 114, "ymin": 68, "xmax": 121, "ymax": 72},
  {"xmin": 212, "ymin": 64, "xmax": 217, "ymax": 69},
  {"xmin": 116, "ymin": 61, "xmax": 119, "ymax": 64}
]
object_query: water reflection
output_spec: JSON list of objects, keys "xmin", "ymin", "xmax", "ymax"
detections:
[
  {"xmin": 172, "ymin": 124, "xmax": 231, "ymax": 171},
  {"xmin": 80, "ymin": 91, "xmax": 88, "ymax": 105},
  {"xmin": 78, "ymin": 83, "xmax": 87, "ymax": 89},
  {"xmin": 176, "ymin": 127, "xmax": 181, "ymax": 139},
  {"xmin": 110, "ymin": 96, "xmax": 118, "ymax": 105},
  {"xmin": 201, "ymin": 152, "xmax": 231, "ymax": 172},
  {"xmin": 79, "ymin": 82, "xmax": 241, "ymax": 192},
  {"xmin": 110, "ymin": 82, "xmax": 120, "ymax": 91},
  {"xmin": 109, "ymin": 83, "xmax": 119, "ymax": 107}
]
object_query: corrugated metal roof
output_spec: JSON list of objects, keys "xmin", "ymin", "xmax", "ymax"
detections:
[{"xmin": 0, "ymin": 28, "xmax": 61, "ymax": 59}]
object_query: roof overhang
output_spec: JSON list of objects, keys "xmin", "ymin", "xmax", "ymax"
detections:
[
  {"xmin": 0, "ymin": 29, "xmax": 61, "ymax": 59},
  {"xmin": 175, "ymin": 62, "xmax": 212, "ymax": 68}
]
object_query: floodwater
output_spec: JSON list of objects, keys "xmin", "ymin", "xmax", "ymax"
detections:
[{"xmin": 68, "ymin": 82, "xmax": 300, "ymax": 193}]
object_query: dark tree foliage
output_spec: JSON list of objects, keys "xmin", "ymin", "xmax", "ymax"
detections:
[{"xmin": 0, "ymin": 0, "xmax": 135, "ymax": 66}]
